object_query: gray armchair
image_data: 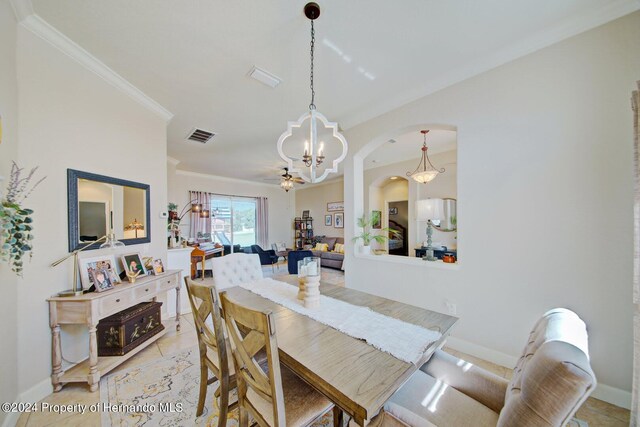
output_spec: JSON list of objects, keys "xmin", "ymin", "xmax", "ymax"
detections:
[{"xmin": 368, "ymin": 308, "xmax": 596, "ymax": 427}]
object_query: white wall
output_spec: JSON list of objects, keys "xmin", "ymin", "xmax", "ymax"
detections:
[
  {"xmin": 0, "ymin": 1, "xmax": 20, "ymax": 424},
  {"xmin": 344, "ymin": 11, "xmax": 640, "ymax": 406},
  {"xmin": 167, "ymin": 163, "xmax": 295, "ymax": 247},
  {"xmin": 294, "ymin": 180, "xmax": 345, "ymax": 239},
  {"xmin": 15, "ymin": 24, "xmax": 169, "ymax": 398}
]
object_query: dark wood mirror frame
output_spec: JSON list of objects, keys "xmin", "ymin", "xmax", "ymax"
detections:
[{"xmin": 67, "ymin": 169, "xmax": 151, "ymax": 252}]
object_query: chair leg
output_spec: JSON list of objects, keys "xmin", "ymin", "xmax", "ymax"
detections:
[
  {"xmin": 217, "ymin": 372, "xmax": 230, "ymax": 427},
  {"xmin": 333, "ymin": 406, "xmax": 344, "ymax": 427},
  {"xmin": 239, "ymin": 406, "xmax": 249, "ymax": 427},
  {"xmin": 196, "ymin": 364, "xmax": 208, "ymax": 417}
]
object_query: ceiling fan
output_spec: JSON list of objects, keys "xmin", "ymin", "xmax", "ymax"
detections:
[{"xmin": 262, "ymin": 167, "xmax": 305, "ymax": 192}]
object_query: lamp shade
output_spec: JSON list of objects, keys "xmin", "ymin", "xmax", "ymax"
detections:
[{"xmin": 416, "ymin": 198, "xmax": 444, "ymax": 221}]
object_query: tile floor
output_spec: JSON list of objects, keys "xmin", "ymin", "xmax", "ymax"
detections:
[{"xmin": 16, "ymin": 267, "xmax": 630, "ymax": 426}]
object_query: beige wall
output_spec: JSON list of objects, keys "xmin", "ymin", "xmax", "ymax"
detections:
[
  {"xmin": 0, "ymin": 0, "xmax": 19, "ymax": 423},
  {"xmin": 344, "ymin": 12, "xmax": 640, "ymax": 406},
  {"xmin": 295, "ymin": 180, "xmax": 345, "ymax": 239},
  {"xmin": 15, "ymin": 24, "xmax": 169, "ymax": 397},
  {"xmin": 167, "ymin": 164, "xmax": 295, "ymax": 247}
]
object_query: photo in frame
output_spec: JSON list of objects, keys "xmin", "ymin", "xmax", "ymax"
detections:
[
  {"xmin": 79, "ymin": 254, "xmax": 121, "ymax": 290},
  {"xmin": 389, "ymin": 207, "xmax": 398, "ymax": 215},
  {"xmin": 334, "ymin": 213, "xmax": 344, "ymax": 228},
  {"xmin": 151, "ymin": 258, "xmax": 165, "ymax": 275},
  {"xmin": 302, "ymin": 210, "xmax": 310, "ymax": 219},
  {"xmin": 327, "ymin": 201, "xmax": 344, "ymax": 212},
  {"xmin": 90, "ymin": 268, "xmax": 114, "ymax": 293},
  {"xmin": 121, "ymin": 253, "xmax": 147, "ymax": 276},
  {"xmin": 372, "ymin": 210, "xmax": 382, "ymax": 229},
  {"xmin": 325, "ymin": 214, "xmax": 332, "ymax": 226}
]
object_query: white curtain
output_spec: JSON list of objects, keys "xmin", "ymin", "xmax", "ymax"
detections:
[
  {"xmin": 189, "ymin": 191, "xmax": 211, "ymax": 239},
  {"xmin": 256, "ymin": 197, "xmax": 269, "ymax": 248},
  {"xmin": 632, "ymin": 80, "xmax": 639, "ymax": 427}
]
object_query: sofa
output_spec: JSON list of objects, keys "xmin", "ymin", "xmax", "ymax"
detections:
[{"xmin": 310, "ymin": 237, "xmax": 344, "ymax": 269}]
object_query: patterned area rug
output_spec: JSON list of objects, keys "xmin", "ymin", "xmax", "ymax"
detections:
[{"xmin": 100, "ymin": 347, "xmax": 333, "ymax": 427}]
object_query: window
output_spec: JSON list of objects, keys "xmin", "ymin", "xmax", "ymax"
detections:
[{"xmin": 210, "ymin": 196, "xmax": 257, "ymax": 250}]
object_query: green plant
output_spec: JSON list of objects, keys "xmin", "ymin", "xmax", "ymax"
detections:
[
  {"xmin": 352, "ymin": 211, "xmax": 398, "ymax": 246},
  {"xmin": 0, "ymin": 162, "xmax": 45, "ymax": 276},
  {"xmin": 167, "ymin": 202, "xmax": 178, "ymax": 212}
]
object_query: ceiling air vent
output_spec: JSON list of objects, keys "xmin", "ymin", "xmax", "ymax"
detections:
[{"xmin": 186, "ymin": 128, "xmax": 216, "ymax": 144}]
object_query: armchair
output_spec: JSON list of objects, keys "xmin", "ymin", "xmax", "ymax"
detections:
[
  {"xmin": 250, "ymin": 245, "xmax": 279, "ymax": 271},
  {"xmin": 369, "ymin": 308, "xmax": 596, "ymax": 427}
]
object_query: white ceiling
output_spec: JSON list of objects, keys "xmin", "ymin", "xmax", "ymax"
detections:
[
  {"xmin": 31, "ymin": 0, "xmax": 638, "ymax": 184},
  {"xmin": 365, "ymin": 129, "xmax": 457, "ymax": 171}
]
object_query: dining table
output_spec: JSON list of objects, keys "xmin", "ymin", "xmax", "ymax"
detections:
[{"xmin": 222, "ymin": 282, "xmax": 458, "ymax": 426}]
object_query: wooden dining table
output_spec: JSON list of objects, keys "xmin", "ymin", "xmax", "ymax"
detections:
[{"xmin": 222, "ymin": 282, "xmax": 458, "ymax": 426}]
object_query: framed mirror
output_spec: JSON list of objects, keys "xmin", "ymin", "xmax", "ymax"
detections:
[
  {"xmin": 68, "ymin": 169, "xmax": 151, "ymax": 251},
  {"xmin": 432, "ymin": 198, "xmax": 457, "ymax": 232}
]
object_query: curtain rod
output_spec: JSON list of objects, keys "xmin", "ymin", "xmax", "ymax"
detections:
[{"xmin": 188, "ymin": 190, "xmax": 267, "ymax": 201}]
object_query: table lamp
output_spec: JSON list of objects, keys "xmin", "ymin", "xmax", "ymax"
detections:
[
  {"xmin": 416, "ymin": 198, "xmax": 444, "ymax": 261},
  {"xmin": 51, "ymin": 231, "xmax": 124, "ymax": 297}
]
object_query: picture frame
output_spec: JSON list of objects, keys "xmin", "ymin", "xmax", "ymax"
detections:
[
  {"xmin": 334, "ymin": 213, "xmax": 344, "ymax": 228},
  {"xmin": 90, "ymin": 268, "xmax": 114, "ymax": 293},
  {"xmin": 121, "ymin": 252, "xmax": 147, "ymax": 276},
  {"xmin": 327, "ymin": 201, "xmax": 344, "ymax": 212},
  {"xmin": 302, "ymin": 210, "xmax": 310, "ymax": 219},
  {"xmin": 372, "ymin": 210, "xmax": 382, "ymax": 229},
  {"xmin": 151, "ymin": 258, "xmax": 165, "ymax": 275},
  {"xmin": 325, "ymin": 214, "xmax": 332, "ymax": 226},
  {"xmin": 389, "ymin": 207, "xmax": 398, "ymax": 215},
  {"xmin": 78, "ymin": 254, "xmax": 121, "ymax": 290}
]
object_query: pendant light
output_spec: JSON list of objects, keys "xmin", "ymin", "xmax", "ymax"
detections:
[
  {"xmin": 277, "ymin": 2, "xmax": 348, "ymax": 183},
  {"xmin": 407, "ymin": 130, "xmax": 445, "ymax": 184}
]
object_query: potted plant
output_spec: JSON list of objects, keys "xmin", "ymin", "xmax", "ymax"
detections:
[
  {"xmin": 167, "ymin": 202, "xmax": 178, "ymax": 221},
  {"xmin": 352, "ymin": 211, "xmax": 398, "ymax": 255},
  {"xmin": 0, "ymin": 162, "xmax": 45, "ymax": 276}
]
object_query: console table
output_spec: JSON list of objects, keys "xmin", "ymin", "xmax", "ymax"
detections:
[{"xmin": 47, "ymin": 270, "xmax": 181, "ymax": 392}]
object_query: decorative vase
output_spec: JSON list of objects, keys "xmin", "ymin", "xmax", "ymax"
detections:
[
  {"xmin": 362, "ymin": 245, "xmax": 371, "ymax": 255},
  {"xmin": 302, "ymin": 257, "xmax": 321, "ymax": 308}
]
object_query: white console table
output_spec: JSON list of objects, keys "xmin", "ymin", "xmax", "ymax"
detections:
[{"xmin": 47, "ymin": 270, "xmax": 181, "ymax": 392}]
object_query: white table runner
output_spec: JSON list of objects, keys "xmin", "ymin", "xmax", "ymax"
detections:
[{"xmin": 239, "ymin": 278, "xmax": 441, "ymax": 364}]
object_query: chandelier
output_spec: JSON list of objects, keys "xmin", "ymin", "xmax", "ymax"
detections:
[
  {"xmin": 407, "ymin": 130, "xmax": 445, "ymax": 184},
  {"xmin": 277, "ymin": 2, "xmax": 348, "ymax": 183}
]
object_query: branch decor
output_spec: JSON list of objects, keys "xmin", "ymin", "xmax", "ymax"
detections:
[{"xmin": 0, "ymin": 162, "xmax": 46, "ymax": 276}]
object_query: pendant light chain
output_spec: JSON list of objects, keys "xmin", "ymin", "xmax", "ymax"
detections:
[{"xmin": 309, "ymin": 19, "xmax": 316, "ymax": 111}]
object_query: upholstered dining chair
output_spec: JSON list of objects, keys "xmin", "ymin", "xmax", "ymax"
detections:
[
  {"xmin": 184, "ymin": 277, "xmax": 235, "ymax": 425},
  {"xmin": 220, "ymin": 292, "xmax": 341, "ymax": 427},
  {"xmin": 209, "ymin": 253, "xmax": 264, "ymax": 290},
  {"xmin": 366, "ymin": 308, "xmax": 596, "ymax": 427}
]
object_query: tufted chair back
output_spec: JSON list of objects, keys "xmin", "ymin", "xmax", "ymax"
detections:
[
  {"xmin": 209, "ymin": 253, "xmax": 263, "ymax": 290},
  {"xmin": 498, "ymin": 308, "xmax": 596, "ymax": 427}
]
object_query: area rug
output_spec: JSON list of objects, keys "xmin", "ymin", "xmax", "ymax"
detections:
[{"xmin": 100, "ymin": 347, "xmax": 333, "ymax": 427}]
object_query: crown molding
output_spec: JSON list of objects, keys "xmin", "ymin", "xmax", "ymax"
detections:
[
  {"xmin": 10, "ymin": 0, "xmax": 173, "ymax": 123},
  {"xmin": 341, "ymin": 0, "xmax": 640, "ymax": 130},
  {"xmin": 175, "ymin": 169, "xmax": 282, "ymax": 189}
]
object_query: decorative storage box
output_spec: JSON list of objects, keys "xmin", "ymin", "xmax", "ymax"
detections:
[{"xmin": 97, "ymin": 302, "xmax": 164, "ymax": 356}]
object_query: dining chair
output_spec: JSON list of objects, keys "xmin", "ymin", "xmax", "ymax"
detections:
[
  {"xmin": 220, "ymin": 291, "xmax": 341, "ymax": 427},
  {"xmin": 209, "ymin": 252, "xmax": 264, "ymax": 290},
  {"xmin": 367, "ymin": 308, "xmax": 596, "ymax": 427},
  {"xmin": 184, "ymin": 277, "xmax": 235, "ymax": 425}
]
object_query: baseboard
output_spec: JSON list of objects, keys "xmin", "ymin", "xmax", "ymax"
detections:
[
  {"xmin": 1, "ymin": 378, "xmax": 53, "ymax": 427},
  {"xmin": 590, "ymin": 383, "xmax": 632, "ymax": 410},
  {"xmin": 445, "ymin": 337, "xmax": 632, "ymax": 410}
]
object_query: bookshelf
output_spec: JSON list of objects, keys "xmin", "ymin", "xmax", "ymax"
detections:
[{"xmin": 294, "ymin": 217, "xmax": 314, "ymax": 249}]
